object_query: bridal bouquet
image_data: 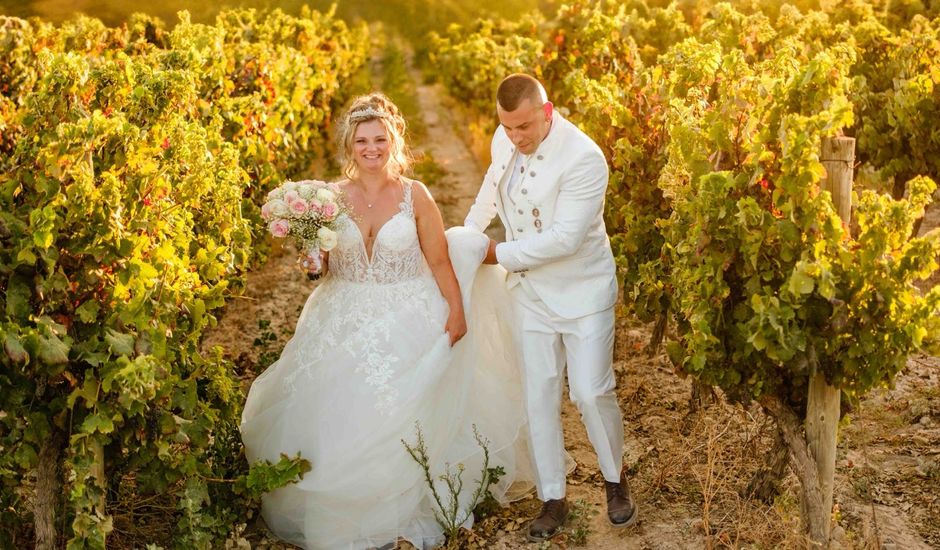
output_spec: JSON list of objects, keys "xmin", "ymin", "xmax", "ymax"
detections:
[{"xmin": 261, "ymin": 179, "xmax": 345, "ymax": 274}]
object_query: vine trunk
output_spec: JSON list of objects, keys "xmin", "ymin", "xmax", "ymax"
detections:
[{"xmin": 34, "ymin": 429, "xmax": 64, "ymax": 550}]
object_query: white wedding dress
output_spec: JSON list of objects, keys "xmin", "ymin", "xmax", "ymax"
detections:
[{"xmin": 240, "ymin": 180, "xmax": 532, "ymax": 550}]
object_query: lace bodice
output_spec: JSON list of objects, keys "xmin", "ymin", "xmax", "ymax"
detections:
[{"xmin": 329, "ymin": 179, "xmax": 430, "ymax": 284}]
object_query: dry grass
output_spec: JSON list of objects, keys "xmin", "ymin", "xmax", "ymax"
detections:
[{"xmin": 644, "ymin": 400, "xmax": 805, "ymax": 549}]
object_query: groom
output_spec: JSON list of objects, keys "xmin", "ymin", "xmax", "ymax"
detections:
[{"xmin": 464, "ymin": 73, "xmax": 637, "ymax": 541}]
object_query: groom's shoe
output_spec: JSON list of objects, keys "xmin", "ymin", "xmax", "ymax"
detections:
[
  {"xmin": 605, "ymin": 468, "xmax": 638, "ymax": 528},
  {"xmin": 526, "ymin": 498, "xmax": 569, "ymax": 542}
]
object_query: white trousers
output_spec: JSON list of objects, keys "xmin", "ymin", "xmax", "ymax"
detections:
[{"xmin": 511, "ymin": 283, "xmax": 624, "ymax": 500}]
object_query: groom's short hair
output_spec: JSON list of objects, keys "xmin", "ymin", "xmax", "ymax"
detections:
[{"xmin": 497, "ymin": 74, "xmax": 548, "ymax": 111}]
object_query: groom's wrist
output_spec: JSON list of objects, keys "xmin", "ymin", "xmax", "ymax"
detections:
[{"xmin": 483, "ymin": 239, "xmax": 499, "ymax": 264}]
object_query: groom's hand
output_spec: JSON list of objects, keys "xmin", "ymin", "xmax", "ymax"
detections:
[{"xmin": 483, "ymin": 239, "xmax": 499, "ymax": 265}]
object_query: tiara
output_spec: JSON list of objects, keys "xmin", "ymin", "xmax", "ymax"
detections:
[{"xmin": 347, "ymin": 106, "xmax": 388, "ymax": 121}]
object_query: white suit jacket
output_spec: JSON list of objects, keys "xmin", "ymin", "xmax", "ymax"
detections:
[{"xmin": 464, "ymin": 111, "xmax": 617, "ymax": 319}]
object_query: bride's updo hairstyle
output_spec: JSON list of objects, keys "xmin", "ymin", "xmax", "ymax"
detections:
[{"xmin": 338, "ymin": 93, "xmax": 410, "ymax": 179}]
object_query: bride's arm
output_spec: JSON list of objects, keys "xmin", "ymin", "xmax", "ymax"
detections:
[{"xmin": 412, "ymin": 182, "xmax": 467, "ymax": 346}]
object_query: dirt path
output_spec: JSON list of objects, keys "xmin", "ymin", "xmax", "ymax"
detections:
[{"xmin": 410, "ymin": 76, "xmax": 482, "ymax": 227}]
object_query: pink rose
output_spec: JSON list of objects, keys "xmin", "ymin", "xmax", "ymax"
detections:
[
  {"xmin": 283, "ymin": 190, "xmax": 301, "ymax": 204},
  {"xmin": 289, "ymin": 199, "xmax": 308, "ymax": 216},
  {"xmin": 321, "ymin": 202, "xmax": 337, "ymax": 219},
  {"xmin": 269, "ymin": 219, "xmax": 290, "ymax": 238},
  {"xmin": 307, "ymin": 199, "xmax": 323, "ymax": 215}
]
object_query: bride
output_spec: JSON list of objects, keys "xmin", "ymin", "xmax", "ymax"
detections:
[{"xmin": 240, "ymin": 93, "xmax": 530, "ymax": 549}]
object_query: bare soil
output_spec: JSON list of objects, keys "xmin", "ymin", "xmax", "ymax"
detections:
[{"xmin": 203, "ymin": 58, "xmax": 940, "ymax": 550}]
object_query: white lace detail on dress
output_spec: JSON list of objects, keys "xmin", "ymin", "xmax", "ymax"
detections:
[
  {"xmin": 282, "ymin": 179, "xmax": 439, "ymax": 414},
  {"xmin": 330, "ymin": 179, "xmax": 426, "ymax": 285}
]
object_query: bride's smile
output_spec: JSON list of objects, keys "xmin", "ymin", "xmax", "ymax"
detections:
[{"xmin": 353, "ymin": 120, "xmax": 390, "ymax": 172}]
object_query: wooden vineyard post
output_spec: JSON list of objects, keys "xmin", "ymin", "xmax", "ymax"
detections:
[
  {"xmin": 805, "ymin": 136, "xmax": 854, "ymax": 546},
  {"xmin": 92, "ymin": 440, "xmax": 106, "ymax": 511},
  {"xmin": 820, "ymin": 137, "xmax": 854, "ymax": 221}
]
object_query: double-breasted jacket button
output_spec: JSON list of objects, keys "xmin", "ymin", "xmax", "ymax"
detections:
[
  {"xmin": 537, "ymin": 154, "xmax": 544, "ymax": 160},
  {"xmin": 517, "ymin": 227, "xmax": 523, "ymax": 232},
  {"xmin": 520, "ymin": 273, "xmax": 526, "ymax": 278},
  {"xmin": 537, "ymin": 228, "xmax": 543, "ymax": 233},
  {"xmin": 517, "ymin": 209, "xmax": 524, "ymax": 214},
  {"xmin": 529, "ymin": 171, "xmax": 536, "ymax": 177},
  {"xmin": 534, "ymin": 219, "xmax": 543, "ymax": 229},
  {"xmin": 532, "ymin": 208, "xmax": 540, "ymax": 217},
  {"xmin": 521, "ymin": 188, "xmax": 528, "ymax": 195}
]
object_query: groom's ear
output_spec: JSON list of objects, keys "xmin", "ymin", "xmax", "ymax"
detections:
[{"xmin": 543, "ymin": 101, "xmax": 554, "ymax": 120}]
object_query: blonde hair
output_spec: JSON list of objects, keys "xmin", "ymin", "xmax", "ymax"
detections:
[{"xmin": 338, "ymin": 93, "xmax": 410, "ymax": 179}]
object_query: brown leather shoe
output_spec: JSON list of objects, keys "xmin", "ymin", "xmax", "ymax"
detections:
[
  {"xmin": 526, "ymin": 498, "xmax": 569, "ymax": 542},
  {"xmin": 605, "ymin": 469, "xmax": 638, "ymax": 527}
]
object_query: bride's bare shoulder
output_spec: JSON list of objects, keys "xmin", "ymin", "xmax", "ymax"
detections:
[
  {"xmin": 334, "ymin": 179, "xmax": 354, "ymax": 197},
  {"xmin": 401, "ymin": 176, "xmax": 430, "ymax": 196},
  {"xmin": 402, "ymin": 177, "xmax": 438, "ymax": 215}
]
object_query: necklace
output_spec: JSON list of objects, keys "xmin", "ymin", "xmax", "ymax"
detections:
[
  {"xmin": 357, "ymin": 175, "xmax": 398, "ymax": 209},
  {"xmin": 362, "ymin": 189, "xmax": 382, "ymax": 209}
]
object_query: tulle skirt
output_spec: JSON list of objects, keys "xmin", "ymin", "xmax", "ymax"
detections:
[{"xmin": 240, "ymin": 228, "xmax": 532, "ymax": 549}]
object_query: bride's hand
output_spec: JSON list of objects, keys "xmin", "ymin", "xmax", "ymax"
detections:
[
  {"xmin": 445, "ymin": 308, "xmax": 467, "ymax": 347},
  {"xmin": 299, "ymin": 250, "xmax": 326, "ymax": 280}
]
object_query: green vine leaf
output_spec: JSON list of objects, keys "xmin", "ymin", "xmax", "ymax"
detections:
[
  {"xmin": 3, "ymin": 333, "xmax": 30, "ymax": 364},
  {"xmin": 38, "ymin": 332, "xmax": 69, "ymax": 366},
  {"xmin": 104, "ymin": 329, "xmax": 135, "ymax": 357}
]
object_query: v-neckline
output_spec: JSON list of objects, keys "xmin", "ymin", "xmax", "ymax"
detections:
[
  {"xmin": 342, "ymin": 178, "xmax": 411, "ymax": 264},
  {"xmin": 351, "ymin": 210, "xmax": 404, "ymax": 264}
]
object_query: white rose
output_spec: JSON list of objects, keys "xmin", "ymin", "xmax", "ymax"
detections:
[
  {"xmin": 270, "ymin": 199, "xmax": 290, "ymax": 218},
  {"xmin": 315, "ymin": 188, "xmax": 335, "ymax": 202},
  {"xmin": 266, "ymin": 187, "xmax": 285, "ymax": 201},
  {"xmin": 283, "ymin": 181, "xmax": 299, "ymax": 193},
  {"xmin": 317, "ymin": 226, "xmax": 338, "ymax": 251}
]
